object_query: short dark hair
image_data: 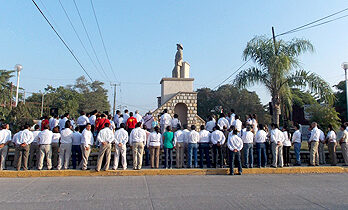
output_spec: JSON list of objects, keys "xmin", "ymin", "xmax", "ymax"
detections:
[
  {"xmin": 164, "ymin": 109, "xmax": 168, "ymax": 113},
  {"xmin": 258, "ymin": 124, "xmax": 264, "ymax": 130},
  {"xmin": 294, "ymin": 123, "xmax": 300, "ymax": 130},
  {"xmin": 191, "ymin": 125, "xmax": 196, "ymax": 130},
  {"xmin": 120, "ymin": 123, "xmax": 125, "ymax": 128},
  {"xmin": 200, "ymin": 125, "xmax": 205, "ymax": 130},
  {"xmin": 43, "ymin": 124, "xmax": 49, "ymax": 130},
  {"xmin": 166, "ymin": 126, "xmax": 172, "ymax": 131},
  {"xmin": 231, "ymin": 109, "xmax": 235, "ymax": 113},
  {"xmin": 135, "ymin": 122, "xmax": 142, "ymax": 128},
  {"xmin": 174, "ymin": 114, "xmax": 178, "ymax": 118},
  {"xmin": 75, "ymin": 127, "xmax": 80, "ymax": 132},
  {"xmin": 34, "ymin": 124, "xmax": 40, "ymax": 130},
  {"xmin": 183, "ymin": 124, "xmax": 188, "ymax": 129},
  {"xmin": 104, "ymin": 123, "xmax": 110, "ymax": 127},
  {"xmin": 233, "ymin": 129, "xmax": 238, "ymax": 135},
  {"xmin": 80, "ymin": 111, "xmax": 85, "ymax": 115},
  {"xmin": 271, "ymin": 123, "xmax": 278, "ymax": 129},
  {"xmin": 130, "ymin": 112, "xmax": 133, "ymax": 117},
  {"xmin": 65, "ymin": 120, "xmax": 71, "ymax": 128},
  {"xmin": 53, "ymin": 126, "xmax": 59, "ymax": 133},
  {"xmin": 124, "ymin": 109, "xmax": 128, "ymax": 113},
  {"xmin": 154, "ymin": 126, "xmax": 160, "ymax": 133},
  {"xmin": 341, "ymin": 124, "xmax": 346, "ymax": 129}
]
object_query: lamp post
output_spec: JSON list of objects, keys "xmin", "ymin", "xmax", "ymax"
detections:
[
  {"xmin": 342, "ymin": 62, "xmax": 348, "ymax": 121},
  {"xmin": 14, "ymin": 64, "xmax": 23, "ymax": 107}
]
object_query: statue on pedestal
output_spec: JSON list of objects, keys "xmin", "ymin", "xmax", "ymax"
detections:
[{"xmin": 172, "ymin": 43, "xmax": 183, "ymax": 78}]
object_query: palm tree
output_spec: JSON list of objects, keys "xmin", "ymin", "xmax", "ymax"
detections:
[{"xmin": 234, "ymin": 36, "xmax": 334, "ymax": 125}]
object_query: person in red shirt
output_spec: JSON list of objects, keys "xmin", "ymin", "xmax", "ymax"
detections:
[
  {"xmin": 96, "ymin": 114, "xmax": 110, "ymax": 133},
  {"xmin": 126, "ymin": 112, "xmax": 137, "ymax": 134},
  {"xmin": 40, "ymin": 116, "xmax": 49, "ymax": 131}
]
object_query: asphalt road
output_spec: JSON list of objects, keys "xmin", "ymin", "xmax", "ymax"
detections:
[{"xmin": 0, "ymin": 174, "xmax": 347, "ymax": 210}]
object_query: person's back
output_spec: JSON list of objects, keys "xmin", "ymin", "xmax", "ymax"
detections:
[{"xmin": 163, "ymin": 131, "xmax": 174, "ymax": 149}]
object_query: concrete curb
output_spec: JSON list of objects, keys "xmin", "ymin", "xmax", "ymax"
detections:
[{"xmin": 0, "ymin": 167, "xmax": 347, "ymax": 178}]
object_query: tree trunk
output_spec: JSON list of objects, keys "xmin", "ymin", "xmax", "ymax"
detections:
[{"xmin": 271, "ymin": 94, "xmax": 281, "ymax": 126}]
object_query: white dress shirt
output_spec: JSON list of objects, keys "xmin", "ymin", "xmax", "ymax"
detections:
[
  {"xmin": 309, "ymin": 127, "xmax": 320, "ymax": 142},
  {"xmin": 97, "ymin": 127, "xmax": 114, "ymax": 143},
  {"xmin": 211, "ymin": 130, "xmax": 226, "ymax": 145},
  {"xmin": 38, "ymin": 129, "xmax": 53, "ymax": 145},
  {"xmin": 72, "ymin": 132, "xmax": 82, "ymax": 145},
  {"xmin": 0, "ymin": 129, "xmax": 11, "ymax": 144},
  {"xmin": 160, "ymin": 113, "xmax": 172, "ymax": 126},
  {"xmin": 77, "ymin": 115, "xmax": 90, "ymax": 126},
  {"xmin": 206, "ymin": 120, "xmax": 216, "ymax": 132},
  {"xmin": 242, "ymin": 130, "xmax": 254, "ymax": 144},
  {"xmin": 255, "ymin": 130, "xmax": 267, "ymax": 143},
  {"xmin": 59, "ymin": 117, "xmax": 68, "ymax": 131},
  {"xmin": 188, "ymin": 130, "xmax": 200, "ymax": 144},
  {"xmin": 229, "ymin": 113, "xmax": 236, "ymax": 126},
  {"xmin": 89, "ymin": 115, "xmax": 96, "ymax": 126},
  {"xmin": 52, "ymin": 133, "xmax": 61, "ymax": 143},
  {"xmin": 171, "ymin": 118, "xmax": 181, "ymax": 129},
  {"xmin": 12, "ymin": 131, "xmax": 21, "ymax": 144},
  {"xmin": 117, "ymin": 117, "xmax": 124, "ymax": 128},
  {"xmin": 60, "ymin": 128, "xmax": 73, "ymax": 144},
  {"xmin": 326, "ymin": 131, "xmax": 336, "ymax": 143},
  {"xmin": 217, "ymin": 117, "xmax": 230, "ymax": 130},
  {"xmin": 174, "ymin": 130, "xmax": 184, "ymax": 145},
  {"xmin": 292, "ymin": 130, "xmax": 302, "ymax": 143},
  {"xmin": 129, "ymin": 127, "xmax": 147, "ymax": 145},
  {"xmin": 134, "ymin": 114, "xmax": 143, "ymax": 123},
  {"xmin": 16, "ymin": 129, "xmax": 34, "ymax": 145},
  {"xmin": 182, "ymin": 129, "xmax": 190, "ymax": 143},
  {"xmin": 49, "ymin": 118, "xmax": 59, "ymax": 130},
  {"xmin": 319, "ymin": 129, "xmax": 325, "ymax": 142},
  {"xmin": 271, "ymin": 128, "xmax": 283, "ymax": 144},
  {"xmin": 232, "ymin": 119, "xmax": 242, "ymax": 132},
  {"xmin": 227, "ymin": 134, "xmax": 243, "ymax": 151},
  {"xmin": 282, "ymin": 131, "xmax": 291, "ymax": 146},
  {"xmin": 147, "ymin": 132, "xmax": 162, "ymax": 147},
  {"xmin": 114, "ymin": 128, "xmax": 129, "ymax": 145},
  {"xmin": 122, "ymin": 113, "xmax": 130, "ymax": 124},
  {"xmin": 199, "ymin": 130, "xmax": 211, "ymax": 143},
  {"xmin": 81, "ymin": 129, "xmax": 94, "ymax": 147}
]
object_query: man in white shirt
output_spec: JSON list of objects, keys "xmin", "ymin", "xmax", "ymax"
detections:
[
  {"xmin": 89, "ymin": 110, "xmax": 97, "ymax": 131},
  {"xmin": 58, "ymin": 121, "xmax": 73, "ymax": 170},
  {"xmin": 211, "ymin": 126, "xmax": 226, "ymax": 168},
  {"xmin": 255, "ymin": 124, "xmax": 267, "ymax": 168},
  {"xmin": 188, "ymin": 125, "xmax": 200, "ymax": 168},
  {"xmin": 113, "ymin": 110, "xmax": 121, "ymax": 129},
  {"xmin": 227, "ymin": 129, "xmax": 243, "ymax": 175},
  {"xmin": 80, "ymin": 124, "xmax": 94, "ymax": 170},
  {"xmin": 242, "ymin": 126, "xmax": 254, "ymax": 168},
  {"xmin": 14, "ymin": 124, "xmax": 33, "ymax": 171},
  {"xmin": 229, "ymin": 109, "xmax": 236, "ymax": 126},
  {"xmin": 59, "ymin": 113, "xmax": 69, "ymax": 132},
  {"xmin": 326, "ymin": 124, "xmax": 337, "ymax": 166},
  {"xmin": 95, "ymin": 123, "xmax": 114, "ymax": 172},
  {"xmin": 77, "ymin": 111, "xmax": 90, "ymax": 131},
  {"xmin": 0, "ymin": 124, "xmax": 11, "ymax": 170},
  {"xmin": 71, "ymin": 127, "xmax": 82, "ymax": 169},
  {"xmin": 292, "ymin": 124, "xmax": 302, "ymax": 166},
  {"xmin": 142, "ymin": 112, "xmax": 154, "ymax": 132},
  {"xmin": 171, "ymin": 114, "xmax": 181, "ymax": 132},
  {"xmin": 205, "ymin": 117, "xmax": 216, "ymax": 132},
  {"xmin": 49, "ymin": 115, "xmax": 59, "ymax": 131},
  {"xmin": 182, "ymin": 124, "xmax": 191, "ymax": 167},
  {"xmin": 122, "ymin": 109, "xmax": 130, "ymax": 124},
  {"xmin": 270, "ymin": 123, "xmax": 284, "ymax": 168},
  {"xmin": 318, "ymin": 127, "xmax": 326, "ymax": 165},
  {"xmin": 37, "ymin": 124, "xmax": 53, "ymax": 170},
  {"xmin": 113, "ymin": 123, "xmax": 129, "ymax": 170},
  {"xmin": 28, "ymin": 124, "xmax": 40, "ymax": 169},
  {"xmin": 338, "ymin": 124, "xmax": 348, "ymax": 166},
  {"xmin": 217, "ymin": 113, "xmax": 229, "ymax": 130},
  {"xmin": 198, "ymin": 125, "xmax": 211, "ymax": 168},
  {"xmin": 129, "ymin": 122, "xmax": 147, "ymax": 170},
  {"xmin": 232, "ymin": 115, "xmax": 242, "ymax": 133},
  {"xmin": 174, "ymin": 125, "xmax": 185, "ymax": 168},
  {"xmin": 308, "ymin": 122, "xmax": 320, "ymax": 166},
  {"xmin": 118, "ymin": 115, "xmax": 124, "ymax": 129},
  {"xmin": 160, "ymin": 109, "xmax": 172, "ymax": 134},
  {"xmin": 134, "ymin": 110, "xmax": 143, "ymax": 125}
]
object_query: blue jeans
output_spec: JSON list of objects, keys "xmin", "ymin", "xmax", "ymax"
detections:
[
  {"xmin": 256, "ymin": 143, "xmax": 267, "ymax": 167},
  {"xmin": 188, "ymin": 143, "xmax": 198, "ymax": 168},
  {"xmin": 164, "ymin": 148, "xmax": 173, "ymax": 168},
  {"xmin": 243, "ymin": 143, "xmax": 253, "ymax": 168},
  {"xmin": 199, "ymin": 143, "xmax": 211, "ymax": 168},
  {"xmin": 229, "ymin": 150, "xmax": 242, "ymax": 175},
  {"xmin": 294, "ymin": 142, "xmax": 301, "ymax": 165},
  {"xmin": 144, "ymin": 146, "xmax": 150, "ymax": 166},
  {"xmin": 71, "ymin": 145, "xmax": 82, "ymax": 169}
]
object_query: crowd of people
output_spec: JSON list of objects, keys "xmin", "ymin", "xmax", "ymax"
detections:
[{"xmin": 0, "ymin": 108, "xmax": 347, "ymax": 175}]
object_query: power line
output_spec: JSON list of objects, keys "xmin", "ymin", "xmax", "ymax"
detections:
[
  {"xmin": 58, "ymin": 0, "xmax": 101, "ymax": 80},
  {"xmin": 31, "ymin": 0, "xmax": 93, "ymax": 82},
  {"xmin": 90, "ymin": 0, "xmax": 119, "ymax": 82},
  {"xmin": 72, "ymin": 0, "xmax": 110, "ymax": 82}
]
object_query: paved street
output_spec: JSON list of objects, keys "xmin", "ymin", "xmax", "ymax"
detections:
[{"xmin": 0, "ymin": 174, "xmax": 347, "ymax": 209}]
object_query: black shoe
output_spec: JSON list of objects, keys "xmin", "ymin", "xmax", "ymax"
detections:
[
  {"xmin": 236, "ymin": 172, "xmax": 242, "ymax": 175},
  {"xmin": 270, "ymin": 165, "xmax": 277, "ymax": 168}
]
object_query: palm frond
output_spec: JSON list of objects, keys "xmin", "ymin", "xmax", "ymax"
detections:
[{"xmin": 233, "ymin": 67, "xmax": 271, "ymax": 90}]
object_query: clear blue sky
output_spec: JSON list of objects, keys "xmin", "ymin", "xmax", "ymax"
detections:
[{"xmin": 1, "ymin": 0, "xmax": 348, "ymax": 114}]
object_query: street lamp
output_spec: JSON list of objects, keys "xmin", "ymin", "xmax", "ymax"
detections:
[
  {"xmin": 342, "ymin": 62, "xmax": 348, "ymax": 121},
  {"xmin": 14, "ymin": 64, "xmax": 23, "ymax": 107}
]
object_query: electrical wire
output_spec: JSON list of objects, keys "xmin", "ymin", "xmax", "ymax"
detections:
[{"xmin": 31, "ymin": 0, "xmax": 94, "ymax": 82}]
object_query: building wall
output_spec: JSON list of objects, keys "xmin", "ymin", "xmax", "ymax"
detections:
[{"xmin": 160, "ymin": 78, "xmax": 194, "ymax": 104}]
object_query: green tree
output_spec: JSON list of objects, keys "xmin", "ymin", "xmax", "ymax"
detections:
[
  {"xmin": 197, "ymin": 84, "xmax": 271, "ymax": 125},
  {"xmin": 0, "ymin": 70, "xmax": 15, "ymax": 118},
  {"xmin": 234, "ymin": 36, "xmax": 334, "ymax": 125},
  {"xmin": 333, "ymin": 80, "xmax": 346, "ymax": 122},
  {"xmin": 306, "ymin": 104, "xmax": 340, "ymax": 131}
]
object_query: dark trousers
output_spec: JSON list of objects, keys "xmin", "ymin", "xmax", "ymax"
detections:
[
  {"xmin": 212, "ymin": 144, "xmax": 223, "ymax": 168},
  {"xmin": 229, "ymin": 150, "xmax": 242, "ymax": 175},
  {"xmin": 199, "ymin": 143, "xmax": 211, "ymax": 168},
  {"xmin": 164, "ymin": 148, "xmax": 173, "ymax": 168},
  {"xmin": 265, "ymin": 141, "xmax": 272, "ymax": 164},
  {"xmin": 14, "ymin": 145, "xmax": 30, "ymax": 170},
  {"xmin": 283, "ymin": 146, "xmax": 291, "ymax": 165},
  {"xmin": 256, "ymin": 143, "xmax": 267, "ymax": 167},
  {"xmin": 71, "ymin": 145, "xmax": 82, "ymax": 169},
  {"xmin": 243, "ymin": 143, "xmax": 253, "ymax": 168},
  {"xmin": 144, "ymin": 146, "xmax": 150, "ymax": 166}
]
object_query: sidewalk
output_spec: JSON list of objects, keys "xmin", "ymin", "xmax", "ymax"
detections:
[{"xmin": 0, "ymin": 166, "xmax": 347, "ymax": 178}]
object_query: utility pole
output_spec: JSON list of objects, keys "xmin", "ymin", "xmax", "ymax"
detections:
[
  {"xmin": 9, "ymin": 82, "xmax": 13, "ymax": 110},
  {"xmin": 272, "ymin": 26, "xmax": 277, "ymax": 55},
  {"xmin": 110, "ymin": 83, "xmax": 120, "ymax": 116},
  {"xmin": 23, "ymin": 90, "xmax": 26, "ymax": 105},
  {"xmin": 40, "ymin": 91, "xmax": 45, "ymax": 117}
]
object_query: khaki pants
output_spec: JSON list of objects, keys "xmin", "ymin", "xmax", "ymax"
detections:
[
  {"xmin": 328, "ymin": 142, "xmax": 337, "ymax": 165},
  {"xmin": 149, "ymin": 146, "xmax": 160, "ymax": 168},
  {"xmin": 38, "ymin": 145, "xmax": 52, "ymax": 170},
  {"xmin": 51, "ymin": 143, "xmax": 59, "ymax": 169},
  {"xmin": 14, "ymin": 144, "xmax": 30, "ymax": 170},
  {"xmin": 80, "ymin": 145, "xmax": 91, "ymax": 170},
  {"xmin": 0, "ymin": 145, "xmax": 8, "ymax": 170},
  {"xmin": 96, "ymin": 143, "xmax": 111, "ymax": 171},
  {"xmin": 114, "ymin": 144, "xmax": 127, "ymax": 170},
  {"xmin": 341, "ymin": 142, "xmax": 348, "ymax": 165},
  {"xmin": 310, "ymin": 141, "xmax": 319, "ymax": 165},
  {"xmin": 132, "ymin": 142, "xmax": 144, "ymax": 170},
  {"xmin": 176, "ymin": 142, "xmax": 185, "ymax": 168},
  {"xmin": 29, "ymin": 143, "xmax": 40, "ymax": 169},
  {"xmin": 271, "ymin": 142, "xmax": 283, "ymax": 167},
  {"xmin": 318, "ymin": 142, "xmax": 326, "ymax": 164},
  {"xmin": 57, "ymin": 143, "xmax": 72, "ymax": 170}
]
